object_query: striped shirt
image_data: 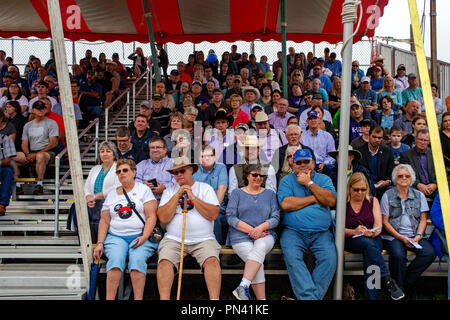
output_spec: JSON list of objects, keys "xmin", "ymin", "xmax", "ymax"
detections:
[{"xmin": 0, "ymin": 134, "xmax": 16, "ymax": 161}]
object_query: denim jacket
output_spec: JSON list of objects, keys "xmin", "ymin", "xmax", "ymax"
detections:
[{"xmin": 382, "ymin": 187, "xmax": 423, "ymax": 241}]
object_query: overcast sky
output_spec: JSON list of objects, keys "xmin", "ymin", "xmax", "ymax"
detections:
[{"xmin": 374, "ymin": 0, "xmax": 450, "ymax": 62}]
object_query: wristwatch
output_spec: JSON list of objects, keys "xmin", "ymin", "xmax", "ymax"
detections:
[{"xmin": 307, "ymin": 181, "xmax": 315, "ymax": 188}]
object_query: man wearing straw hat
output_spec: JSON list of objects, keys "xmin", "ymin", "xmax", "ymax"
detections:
[{"xmin": 156, "ymin": 156, "xmax": 222, "ymax": 300}]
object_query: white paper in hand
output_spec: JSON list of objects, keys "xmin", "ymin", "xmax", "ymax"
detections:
[{"xmin": 352, "ymin": 227, "xmax": 381, "ymax": 238}]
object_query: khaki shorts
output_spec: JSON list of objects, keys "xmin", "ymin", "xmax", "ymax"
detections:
[{"xmin": 157, "ymin": 237, "xmax": 221, "ymax": 271}]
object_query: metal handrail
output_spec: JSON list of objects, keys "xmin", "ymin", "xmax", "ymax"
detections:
[
  {"xmin": 104, "ymin": 88, "xmax": 130, "ymax": 141},
  {"xmin": 54, "ymin": 118, "xmax": 99, "ymax": 238},
  {"xmin": 132, "ymin": 69, "xmax": 151, "ymax": 121}
]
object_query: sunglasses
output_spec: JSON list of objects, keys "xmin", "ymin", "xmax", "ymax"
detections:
[
  {"xmin": 250, "ymin": 173, "xmax": 266, "ymax": 178},
  {"xmin": 352, "ymin": 188, "xmax": 367, "ymax": 193},
  {"xmin": 352, "ymin": 65, "xmax": 359, "ymax": 67},
  {"xmin": 116, "ymin": 168, "xmax": 130, "ymax": 174},
  {"xmin": 313, "ymin": 68, "xmax": 321, "ymax": 71},
  {"xmin": 172, "ymin": 168, "xmax": 186, "ymax": 175},
  {"xmin": 295, "ymin": 160, "xmax": 311, "ymax": 165},
  {"xmin": 397, "ymin": 174, "xmax": 411, "ymax": 179}
]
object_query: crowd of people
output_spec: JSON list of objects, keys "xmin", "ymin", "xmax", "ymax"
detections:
[{"xmin": 1, "ymin": 44, "xmax": 450, "ymax": 300}]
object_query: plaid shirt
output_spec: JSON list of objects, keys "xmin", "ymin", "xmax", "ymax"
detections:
[{"xmin": 0, "ymin": 134, "xmax": 16, "ymax": 161}]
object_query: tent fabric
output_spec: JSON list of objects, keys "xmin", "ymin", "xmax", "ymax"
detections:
[{"xmin": 0, "ymin": 0, "xmax": 389, "ymax": 44}]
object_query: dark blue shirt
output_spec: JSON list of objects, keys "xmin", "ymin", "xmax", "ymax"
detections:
[{"xmin": 80, "ymin": 81, "xmax": 102, "ymax": 106}]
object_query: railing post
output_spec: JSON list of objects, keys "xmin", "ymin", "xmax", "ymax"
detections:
[
  {"xmin": 146, "ymin": 69, "xmax": 149, "ymax": 100},
  {"xmin": 127, "ymin": 90, "xmax": 130, "ymax": 125},
  {"xmin": 105, "ymin": 110, "xmax": 109, "ymax": 141},
  {"xmin": 95, "ymin": 119, "xmax": 99, "ymax": 162},
  {"xmin": 133, "ymin": 83, "xmax": 136, "ymax": 121},
  {"xmin": 54, "ymin": 156, "xmax": 60, "ymax": 238}
]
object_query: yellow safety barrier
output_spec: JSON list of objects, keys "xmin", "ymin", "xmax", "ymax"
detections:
[{"xmin": 408, "ymin": 0, "xmax": 450, "ymax": 256}]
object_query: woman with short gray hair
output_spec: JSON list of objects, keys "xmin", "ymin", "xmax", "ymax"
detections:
[
  {"xmin": 67, "ymin": 141, "xmax": 121, "ymax": 239},
  {"xmin": 380, "ymin": 163, "xmax": 437, "ymax": 292},
  {"xmin": 391, "ymin": 164, "xmax": 416, "ymax": 187}
]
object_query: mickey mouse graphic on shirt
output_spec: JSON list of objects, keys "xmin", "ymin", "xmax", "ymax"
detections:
[
  {"xmin": 114, "ymin": 202, "xmax": 136, "ymax": 219},
  {"xmin": 178, "ymin": 196, "xmax": 194, "ymax": 211}
]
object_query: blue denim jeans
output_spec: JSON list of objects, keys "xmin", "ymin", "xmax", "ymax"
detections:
[
  {"xmin": 280, "ymin": 228, "xmax": 337, "ymax": 300},
  {"xmin": 345, "ymin": 235, "xmax": 390, "ymax": 300},
  {"xmin": 0, "ymin": 166, "xmax": 14, "ymax": 206},
  {"xmin": 383, "ymin": 238, "xmax": 436, "ymax": 289},
  {"xmin": 214, "ymin": 209, "xmax": 228, "ymax": 245},
  {"xmin": 104, "ymin": 232, "xmax": 159, "ymax": 275},
  {"xmin": 86, "ymin": 105, "xmax": 102, "ymax": 119}
]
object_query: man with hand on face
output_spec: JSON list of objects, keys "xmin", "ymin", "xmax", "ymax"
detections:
[
  {"xmin": 136, "ymin": 137, "xmax": 176, "ymax": 200},
  {"xmin": 278, "ymin": 148, "xmax": 337, "ymax": 300},
  {"xmin": 156, "ymin": 157, "xmax": 222, "ymax": 300}
]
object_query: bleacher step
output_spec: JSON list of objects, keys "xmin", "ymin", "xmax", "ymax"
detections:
[
  {"xmin": 0, "ymin": 246, "xmax": 82, "ymax": 259},
  {"xmin": 0, "ymin": 270, "xmax": 87, "ymax": 288},
  {"xmin": 0, "ymin": 236, "xmax": 78, "ymax": 245},
  {"xmin": 0, "ymin": 288, "xmax": 86, "ymax": 300}
]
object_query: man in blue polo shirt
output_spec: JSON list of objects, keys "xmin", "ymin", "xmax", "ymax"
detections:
[
  {"xmin": 193, "ymin": 145, "xmax": 228, "ymax": 244},
  {"xmin": 278, "ymin": 148, "xmax": 337, "ymax": 300}
]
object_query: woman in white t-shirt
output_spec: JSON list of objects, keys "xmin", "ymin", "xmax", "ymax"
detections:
[
  {"xmin": 93, "ymin": 158, "xmax": 159, "ymax": 300},
  {"xmin": 0, "ymin": 83, "xmax": 28, "ymax": 115}
]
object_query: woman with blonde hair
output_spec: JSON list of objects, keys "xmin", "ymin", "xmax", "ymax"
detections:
[
  {"xmin": 378, "ymin": 75, "xmax": 402, "ymax": 111},
  {"xmin": 128, "ymin": 47, "xmax": 147, "ymax": 77},
  {"xmin": 328, "ymin": 77, "xmax": 342, "ymax": 118},
  {"xmin": 228, "ymin": 94, "xmax": 249, "ymax": 128},
  {"xmin": 345, "ymin": 172, "xmax": 404, "ymax": 300},
  {"xmin": 164, "ymin": 112, "xmax": 185, "ymax": 155}
]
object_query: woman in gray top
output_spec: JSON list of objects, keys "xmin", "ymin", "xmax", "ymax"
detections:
[{"xmin": 226, "ymin": 164, "xmax": 280, "ymax": 300}]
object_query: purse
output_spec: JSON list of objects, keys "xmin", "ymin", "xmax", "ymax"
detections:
[{"xmin": 122, "ymin": 187, "xmax": 163, "ymax": 243}]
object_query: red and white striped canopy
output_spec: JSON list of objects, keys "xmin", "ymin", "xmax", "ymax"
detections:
[{"xmin": 0, "ymin": 0, "xmax": 389, "ymax": 43}]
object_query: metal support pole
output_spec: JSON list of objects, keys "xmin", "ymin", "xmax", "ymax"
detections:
[
  {"xmin": 11, "ymin": 39, "xmax": 14, "ymax": 64},
  {"xmin": 127, "ymin": 90, "xmax": 130, "ymax": 125},
  {"xmin": 333, "ymin": 0, "xmax": 354, "ymax": 300},
  {"xmin": 105, "ymin": 109, "xmax": 109, "ymax": 141},
  {"xmin": 281, "ymin": 0, "xmax": 288, "ymax": 98},
  {"xmin": 72, "ymin": 41, "xmax": 76, "ymax": 66},
  {"xmin": 95, "ymin": 120, "xmax": 99, "ymax": 162},
  {"xmin": 54, "ymin": 156, "xmax": 60, "ymax": 238},
  {"xmin": 143, "ymin": 0, "xmax": 161, "ymax": 82},
  {"xmin": 47, "ymin": 0, "xmax": 92, "ymax": 289},
  {"xmin": 146, "ymin": 69, "xmax": 149, "ymax": 100},
  {"xmin": 430, "ymin": 0, "xmax": 438, "ymax": 84},
  {"xmin": 132, "ymin": 83, "xmax": 136, "ymax": 121}
]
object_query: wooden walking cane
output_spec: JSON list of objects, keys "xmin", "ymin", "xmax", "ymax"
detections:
[{"xmin": 176, "ymin": 193, "xmax": 188, "ymax": 300}]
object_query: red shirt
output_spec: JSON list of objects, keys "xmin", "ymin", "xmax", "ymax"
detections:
[
  {"xmin": 228, "ymin": 109, "xmax": 249, "ymax": 128},
  {"xmin": 47, "ymin": 112, "xmax": 66, "ymax": 145}
]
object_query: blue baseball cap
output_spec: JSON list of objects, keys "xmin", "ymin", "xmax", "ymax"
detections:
[
  {"xmin": 307, "ymin": 110, "xmax": 319, "ymax": 119},
  {"xmin": 293, "ymin": 149, "xmax": 313, "ymax": 162}
]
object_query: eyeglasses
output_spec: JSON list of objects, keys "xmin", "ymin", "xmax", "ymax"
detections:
[
  {"xmin": 150, "ymin": 146, "xmax": 164, "ymax": 149},
  {"xmin": 295, "ymin": 160, "xmax": 311, "ymax": 165},
  {"xmin": 116, "ymin": 168, "xmax": 130, "ymax": 174},
  {"xmin": 172, "ymin": 168, "xmax": 186, "ymax": 175},
  {"xmin": 250, "ymin": 173, "xmax": 266, "ymax": 178},
  {"xmin": 8, "ymin": 70, "xmax": 17, "ymax": 73},
  {"xmin": 116, "ymin": 138, "xmax": 130, "ymax": 143},
  {"xmin": 397, "ymin": 174, "xmax": 411, "ymax": 179},
  {"xmin": 352, "ymin": 188, "xmax": 367, "ymax": 193}
]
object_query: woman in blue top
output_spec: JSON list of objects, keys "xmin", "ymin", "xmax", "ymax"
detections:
[{"xmin": 226, "ymin": 164, "xmax": 280, "ymax": 300}]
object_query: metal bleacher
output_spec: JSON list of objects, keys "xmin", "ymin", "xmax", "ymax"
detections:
[{"xmin": 0, "ymin": 74, "xmax": 148, "ymax": 300}]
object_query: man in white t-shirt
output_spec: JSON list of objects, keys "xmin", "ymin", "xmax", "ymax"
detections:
[
  {"xmin": 156, "ymin": 157, "xmax": 221, "ymax": 300},
  {"xmin": 27, "ymin": 81, "xmax": 57, "ymax": 117}
]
